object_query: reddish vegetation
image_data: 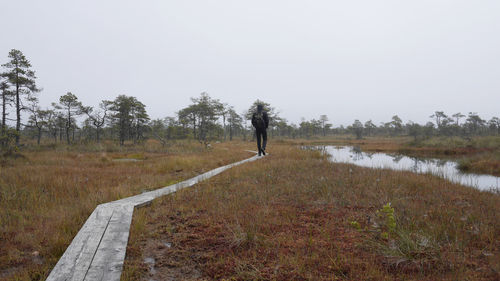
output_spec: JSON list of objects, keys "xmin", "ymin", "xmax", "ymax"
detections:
[{"xmin": 123, "ymin": 144, "xmax": 500, "ymax": 280}]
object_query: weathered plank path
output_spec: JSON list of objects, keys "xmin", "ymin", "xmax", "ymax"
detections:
[{"xmin": 47, "ymin": 152, "xmax": 261, "ymax": 281}]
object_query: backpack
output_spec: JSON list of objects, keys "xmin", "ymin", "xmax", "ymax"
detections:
[{"xmin": 254, "ymin": 112, "xmax": 265, "ymax": 128}]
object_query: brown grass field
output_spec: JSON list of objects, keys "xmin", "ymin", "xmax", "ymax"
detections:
[
  {"xmin": 0, "ymin": 140, "xmax": 254, "ymax": 280},
  {"xmin": 1, "ymin": 137, "xmax": 499, "ymax": 280},
  {"xmin": 123, "ymin": 142, "xmax": 499, "ymax": 280}
]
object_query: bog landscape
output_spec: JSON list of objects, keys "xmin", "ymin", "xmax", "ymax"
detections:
[{"xmin": 1, "ymin": 2, "xmax": 500, "ymax": 281}]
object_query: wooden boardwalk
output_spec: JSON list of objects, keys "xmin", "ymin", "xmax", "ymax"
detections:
[{"xmin": 47, "ymin": 152, "xmax": 261, "ymax": 281}]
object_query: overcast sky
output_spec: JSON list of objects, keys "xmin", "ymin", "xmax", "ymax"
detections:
[{"xmin": 1, "ymin": 0, "xmax": 499, "ymax": 126}]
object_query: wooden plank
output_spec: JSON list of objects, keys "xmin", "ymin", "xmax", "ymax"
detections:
[
  {"xmin": 46, "ymin": 205, "xmax": 114, "ymax": 281},
  {"xmin": 83, "ymin": 204, "xmax": 134, "ymax": 281}
]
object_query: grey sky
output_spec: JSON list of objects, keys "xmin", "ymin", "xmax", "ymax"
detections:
[{"xmin": 1, "ymin": 0, "xmax": 499, "ymax": 126}]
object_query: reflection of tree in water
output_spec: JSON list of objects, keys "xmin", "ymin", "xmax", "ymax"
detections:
[
  {"xmin": 409, "ymin": 156, "xmax": 423, "ymax": 172},
  {"xmin": 305, "ymin": 145, "xmax": 326, "ymax": 153},
  {"xmin": 436, "ymin": 159, "xmax": 447, "ymax": 167},
  {"xmin": 391, "ymin": 154, "xmax": 404, "ymax": 163},
  {"xmin": 350, "ymin": 146, "xmax": 364, "ymax": 161},
  {"xmin": 427, "ymin": 158, "xmax": 447, "ymax": 167}
]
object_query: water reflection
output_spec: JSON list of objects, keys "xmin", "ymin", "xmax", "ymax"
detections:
[{"xmin": 316, "ymin": 146, "xmax": 499, "ymax": 192}]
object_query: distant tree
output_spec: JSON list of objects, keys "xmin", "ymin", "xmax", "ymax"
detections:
[
  {"xmin": 299, "ymin": 119, "xmax": 314, "ymax": 138},
  {"xmin": 1, "ymin": 49, "xmax": 40, "ymax": 145},
  {"xmin": 423, "ymin": 122, "xmax": 435, "ymax": 138},
  {"xmin": 192, "ymin": 93, "xmax": 222, "ymax": 146},
  {"xmin": 452, "ymin": 112, "xmax": 465, "ymax": 126},
  {"xmin": 53, "ymin": 112, "xmax": 66, "ymax": 143},
  {"xmin": 488, "ymin": 117, "xmax": 500, "ymax": 135},
  {"xmin": 350, "ymin": 119, "xmax": 364, "ymax": 139},
  {"xmin": 465, "ymin": 112, "xmax": 485, "ymax": 135},
  {"xmin": 440, "ymin": 117, "xmax": 455, "ymax": 136},
  {"xmin": 150, "ymin": 118, "xmax": 170, "ymax": 148},
  {"xmin": 391, "ymin": 115, "xmax": 403, "ymax": 135},
  {"xmin": 407, "ymin": 121, "xmax": 422, "ymax": 141},
  {"xmin": 430, "ymin": 111, "xmax": 447, "ymax": 129},
  {"xmin": 217, "ymin": 102, "xmax": 229, "ymax": 141},
  {"xmin": 227, "ymin": 106, "xmax": 243, "ymax": 141},
  {"xmin": 53, "ymin": 92, "xmax": 82, "ymax": 144},
  {"xmin": 26, "ymin": 95, "xmax": 53, "ymax": 145},
  {"xmin": 245, "ymin": 99, "xmax": 276, "ymax": 120},
  {"xmin": 109, "ymin": 95, "xmax": 149, "ymax": 145},
  {"xmin": 364, "ymin": 120, "xmax": 376, "ymax": 136},
  {"xmin": 131, "ymin": 100, "xmax": 150, "ymax": 143},
  {"xmin": 81, "ymin": 100, "xmax": 111, "ymax": 143},
  {"xmin": 275, "ymin": 117, "xmax": 292, "ymax": 138},
  {"xmin": 319, "ymin": 115, "xmax": 329, "ymax": 136},
  {"xmin": 178, "ymin": 105, "xmax": 198, "ymax": 139}
]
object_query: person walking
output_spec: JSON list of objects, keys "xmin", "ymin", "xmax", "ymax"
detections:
[{"xmin": 251, "ymin": 104, "xmax": 269, "ymax": 156}]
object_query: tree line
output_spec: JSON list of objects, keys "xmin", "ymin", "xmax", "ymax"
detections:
[
  {"xmin": 346, "ymin": 112, "xmax": 500, "ymax": 140},
  {"xmin": 1, "ymin": 49, "xmax": 499, "ymax": 151}
]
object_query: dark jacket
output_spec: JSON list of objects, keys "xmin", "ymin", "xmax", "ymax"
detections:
[{"xmin": 251, "ymin": 111, "xmax": 269, "ymax": 130}]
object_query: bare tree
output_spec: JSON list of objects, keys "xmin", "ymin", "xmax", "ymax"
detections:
[{"xmin": 81, "ymin": 100, "xmax": 111, "ymax": 143}]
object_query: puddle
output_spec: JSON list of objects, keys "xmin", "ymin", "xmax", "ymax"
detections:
[
  {"xmin": 112, "ymin": 158, "xmax": 143, "ymax": 162},
  {"xmin": 316, "ymin": 146, "xmax": 500, "ymax": 192},
  {"xmin": 144, "ymin": 257, "xmax": 156, "ymax": 275}
]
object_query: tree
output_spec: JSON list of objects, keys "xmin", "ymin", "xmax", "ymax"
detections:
[
  {"xmin": 53, "ymin": 92, "xmax": 82, "ymax": 144},
  {"xmin": 130, "ymin": 99, "xmax": 149, "ymax": 143},
  {"xmin": 191, "ymin": 93, "xmax": 222, "ymax": 146},
  {"xmin": 109, "ymin": 95, "xmax": 149, "ymax": 145},
  {"xmin": 423, "ymin": 122, "xmax": 434, "ymax": 138},
  {"xmin": 217, "ymin": 102, "xmax": 229, "ymax": 141},
  {"xmin": 430, "ymin": 111, "xmax": 447, "ymax": 128},
  {"xmin": 26, "ymin": 95, "xmax": 53, "ymax": 145},
  {"xmin": 391, "ymin": 115, "xmax": 403, "ymax": 135},
  {"xmin": 407, "ymin": 121, "xmax": 421, "ymax": 141},
  {"xmin": 350, "ymin": 119, "xmax": 364, "ymax": 139},
  {"xmin": 465, "ymin": 112, "xmax": 485, "ymax": 135},
  {"xmin": 364, "ymin": 120, "xmax": 376, "ymax": 136},
  {"xmin": 452, "ymin": 112, "xmax": 465, "ymax": 126},
  {"xmin": 150, "ymin": 118, "xmax": 170, "ymax": 147},
  {"xmin": 488, "ymin": 117, "xmax": 500, "ymax": 135},
  {"xmin": 245, "ymin": 100, "xmax": 276, "ymax": 120},
  {"xmin": 0, "ymin": 79, "xmax": 13, "ymax": 147},
  {"xmin": 227, "ymin": 106, "xmax": 243, "ymax": 141},
  {"xmin": 2, "ymin": 49, "xmax": 40, "ymax": 145},
  {"xmin": 320, "ymin": 115, "xmax": 329, "ymax": 136},
  {"xmin": 81, "ymin": 100, "xmax": 111, "ymax": 143}
]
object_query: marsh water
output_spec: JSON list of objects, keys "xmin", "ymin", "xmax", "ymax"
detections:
[{"xmin": 316, "ymin": 146, "xmax": 499, "ymax": 191}]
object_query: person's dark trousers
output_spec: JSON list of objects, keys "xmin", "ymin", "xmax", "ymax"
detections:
[{"xmin": 256, "ymin": 128, "xmax": 267, "ymax": 155}]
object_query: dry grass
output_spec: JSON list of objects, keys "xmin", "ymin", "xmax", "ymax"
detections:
[
  {"xmin": 124, "ymin": 143, "xmax": 500, "ymax": 280},
  {"xmin": 0, "ymin": 140, "xmax": 254, "ymax": 280}
]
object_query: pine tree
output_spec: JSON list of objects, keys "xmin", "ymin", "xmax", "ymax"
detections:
[
  {"xmin": 1, "ymin": 49, "xmax": 39, "ymax": 145},
  {"xmin": 0, "ymin": 79, "xmax": 12, "ymax": 146},
  {"xmin": 53, "ymin": 92, "xmax": 82, "ymax": 144}
]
